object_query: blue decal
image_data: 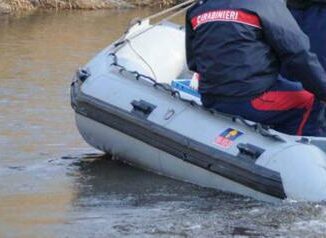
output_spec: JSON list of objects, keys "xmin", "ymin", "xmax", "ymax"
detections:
[
  {"xmin": 215, "ymin": 128, "xmax": 244, "ymax": 149},
  {"xmin": 171, "ymin": 79, "xmax": 201, "ymax": 98}
]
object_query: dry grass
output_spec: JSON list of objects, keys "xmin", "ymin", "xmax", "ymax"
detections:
[
  {"xmin": 2, "ymin": 0, "xmax": 35, "ymax": 11},
  {"xmin": 128, "ymin": 0, "xmax": 182, "ymax": 7},
  {"xmin": 0, "ymin": 0, "xmax": 182, "ymax": 13}
]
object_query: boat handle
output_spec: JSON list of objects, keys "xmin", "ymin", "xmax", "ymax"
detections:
[
  {"xmin": 131, "ymin": 100, "xmax": 157, "ymax": 118},
  {"xmin": 237, "ymin": 143, "xmax": 265, "ymax": 160}
]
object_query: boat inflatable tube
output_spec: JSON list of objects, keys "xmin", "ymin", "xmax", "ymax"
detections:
[
  {"xmin": 71, "ymin": 21, "xmax": 326, "ymax": 203},
  {"xmin": 115, "ymin": 20, "xmax": 187, "ymax": 84}
]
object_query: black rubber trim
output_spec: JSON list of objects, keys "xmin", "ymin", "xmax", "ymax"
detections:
[{"xmin": 71, "ymin": 79, "xmax": 286, "ymax": 199}]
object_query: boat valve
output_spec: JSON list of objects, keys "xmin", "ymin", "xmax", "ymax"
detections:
[{"xmin": 77, "ymin": 68, "xmax": 91, "ymax": 82}]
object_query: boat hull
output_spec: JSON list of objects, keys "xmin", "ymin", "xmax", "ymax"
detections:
[{"xmin": 76, "ymin": 113, "xmax": 280, "ymax": 203}]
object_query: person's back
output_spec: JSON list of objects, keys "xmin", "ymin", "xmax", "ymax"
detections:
[
  {"xmin": 287, "ymin": 0, "xmax": 326, "ymax": 70},
  {"xmin": 187, "ymin": 0, "xmax": 277, "ymax": 100},
  {"xmin": 186, "ymin": 0, "xmax": 326, "ymax": 136}
]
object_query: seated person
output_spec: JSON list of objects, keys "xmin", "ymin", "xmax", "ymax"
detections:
[
  {"xmin": 287, "ymin": 0, "xmax": 326, "ymax": 70},
  {"xmin": 185, "ymin": 0, "xmax": 326, "ymax": 136}
]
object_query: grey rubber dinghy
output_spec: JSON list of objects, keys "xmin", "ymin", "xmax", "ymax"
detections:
[{"xmin": 71, "ymin": 1, "xmax": 326, "ymax": 203}]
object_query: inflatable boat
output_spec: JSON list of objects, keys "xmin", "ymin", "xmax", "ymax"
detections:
[{"xmin": 71, "ymin": 3, "xmax": 326, "ymax": 203}]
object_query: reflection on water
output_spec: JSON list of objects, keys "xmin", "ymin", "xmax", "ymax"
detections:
[{"xmin": 1, "ymin": 9, "xmax": 326, "ymax": 238}]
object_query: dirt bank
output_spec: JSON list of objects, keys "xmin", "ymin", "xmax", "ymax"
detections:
[{"xmin": 0, "ymin": 0, "xmax": 183, "ymax": 14}]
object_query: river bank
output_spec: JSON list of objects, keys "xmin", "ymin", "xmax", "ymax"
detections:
[{"xmin": 0, "ymin": 0, "xmax": 182, "ymax": 14}]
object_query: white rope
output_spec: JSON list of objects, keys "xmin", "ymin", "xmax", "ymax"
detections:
[
  {"xmin": 124, "ymin": 1, "xmax": 196, "ymax": 42},
  {"xmin": 143, "ymin": 0, "xmax": 196, "ymax": 22},
  {"xmin": 109, "ymin": 0, "xmax": 196, "ymax": 81}
]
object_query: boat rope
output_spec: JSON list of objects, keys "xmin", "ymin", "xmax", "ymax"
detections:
[
  {"xmin": 108, "ymin": 51, "xmax": 196, "ymax": 104},
  {"xmin": 119, "ymin": 1, "xmax": 194, "ymax": 45},
  {"xmin": 126, "ymin": 40, "xmax": 158, "ymax": 80},
  {"xmin": 108, "ymin": 1, "xmax": 196, "ymax": 89},
  {"xmin": 143, "ymin": 0, "xmax": 196, "ymax": 22},
  {"xmin": 107, "ymin": 2, "xmax": 195, "ymax": 74},
  {"xmin": 232, "ymin": 116, "xmax": 286, "ymax": 142}
]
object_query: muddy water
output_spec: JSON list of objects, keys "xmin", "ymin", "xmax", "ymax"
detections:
[{"xmin": 1, "ymin": 9, "xmax": 326, "ymax": 238}]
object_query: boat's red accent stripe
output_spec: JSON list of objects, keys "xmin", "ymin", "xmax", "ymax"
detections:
[
  {"xmin": 191, "ymin": 10, "xmax": 262, "ymax": 30},
  {"xmin": 251, "ymin": 91, "xmax": 315, "ymax": 136}
]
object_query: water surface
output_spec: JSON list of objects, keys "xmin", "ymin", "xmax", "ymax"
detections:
[{"xmin": 1, "ymin": 9, "xmax": 326, "ymax": 238}]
